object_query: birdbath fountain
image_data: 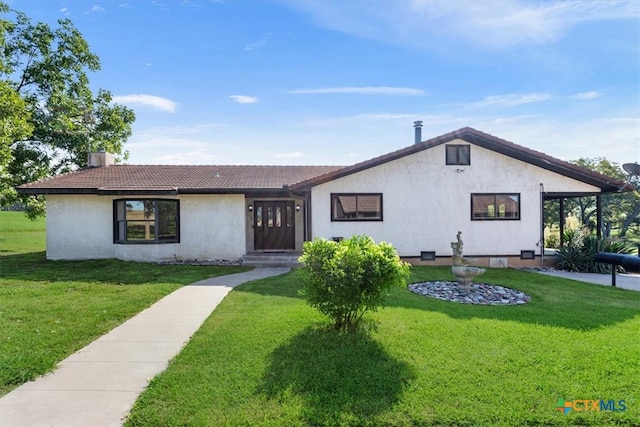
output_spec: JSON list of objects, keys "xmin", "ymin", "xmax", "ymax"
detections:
[{"xmin": 451, "ymin": 231, "xmax": 486, "ymax": 293}]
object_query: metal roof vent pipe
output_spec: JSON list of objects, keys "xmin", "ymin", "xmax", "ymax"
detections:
[{"xmin": 413, "ymin": 120, "xmax": 423, "ymax": 144}]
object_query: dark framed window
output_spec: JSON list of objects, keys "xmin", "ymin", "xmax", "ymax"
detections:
[
  {"xmin": 471, "ymin": 193, "xmax": 520, "ymax": 220},
  {"xmin": 331, "ymin": 193, "xmax": 382, "ymax": 221},
  {"xmin": 114, "ymin": 199, "xmax": 180, "ymax": 243},
  {"xmin": 446, "ymin": 144, "xmax": 470, "ymax": 165}
]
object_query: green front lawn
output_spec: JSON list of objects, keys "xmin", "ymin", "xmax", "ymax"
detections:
[
  {"xmin": 2, "ymin": 212, "xmax": 638, "ymax": 425},
  {"xmin": 0, "ymin": 212, "xmax": 249, "ymax": 396},
  {"xmin": 126, "ymin": 268, "xmax": 640, "ymax": 426}
]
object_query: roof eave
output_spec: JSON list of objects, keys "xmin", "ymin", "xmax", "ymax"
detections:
[
  {"xmin": 291, "ymin": 127, "xmax": 630, "ymax": 193},
  {"xmin": 177, "ymin": 187, "xmax": 290, "ymax": 196},
  {"xmin": 291, "ymin": 128, "xmax": 471, "ymax": 190},
  {"xmin": 18, "ymin": 186, "xmax": 296, "ymax": 196},
  {"xmin": 17, "ymin": 188, "xmax": 100, "ymax": 195}
]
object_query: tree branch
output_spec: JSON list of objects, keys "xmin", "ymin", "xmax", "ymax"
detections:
[{"xmin": 16, "ymin": 50, "xmax": 36, "ymax": 93}]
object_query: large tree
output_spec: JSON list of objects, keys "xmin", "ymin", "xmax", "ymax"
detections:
[
  {"xmin": 0, "ymin": 2, "xmax": 135, "ymax": 217},
  {"xmin": 546, "ymin": 158, "xmax": 640, "ymax": 239},
  {"xmin": 572, "ymin": 157, "xmax": 640, "ymax": 238},
  {"xmin": 0, "ymin": 80, "xmax": 32, "ymax": 203}
]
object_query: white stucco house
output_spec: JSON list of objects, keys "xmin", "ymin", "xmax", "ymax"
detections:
[{"xmin": 18, "ymin": 127, "xmax": 630, "ymax": 267}]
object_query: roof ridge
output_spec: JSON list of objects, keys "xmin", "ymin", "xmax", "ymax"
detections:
[{"xmin": 16, "ymin": 128, "xmax": 630, "ymax": 194}]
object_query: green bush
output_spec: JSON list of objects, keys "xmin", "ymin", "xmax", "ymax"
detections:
[
  {"xmin": 544, "ymin": 232, "xmax": 560, "ymax": 249},
  {"xmin": 299, "ymin": 235, "xmax": 410, "ymax": 331},
  {"xmin": 556, "ymin": 235, "xmax": 636, "ymax": 273},
  {"xmin": 555, "ymin": 244, "xmax": 593, "ymax": 272}
]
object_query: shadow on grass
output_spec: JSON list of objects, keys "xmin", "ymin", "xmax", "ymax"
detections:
[
  {"xmin": 255, "ymin": 326, "xmax": 416, "ymax": 425},
  {"xmin": 0, "ymin": 252, "xmax": 250, "ymax": 285}
]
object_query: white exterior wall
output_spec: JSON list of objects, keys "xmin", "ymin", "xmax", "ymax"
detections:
[
  {"xmin": 45, "ymin": 194, "xmax": 247, "ymax": 261},
  {"xmin": 46, "ymin": 195, "xmax": 115, "ymax": 260},
  {"xmin": 310, "ymin": 140, "xmax": 600, "ymax": 257}
]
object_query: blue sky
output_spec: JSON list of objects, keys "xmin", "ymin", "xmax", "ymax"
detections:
[{"xmin": 8, "ymin": 0, "xmax": 640, "ymax": 167}]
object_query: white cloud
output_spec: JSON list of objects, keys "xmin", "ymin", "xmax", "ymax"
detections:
[
  {"xmin": 571, "ymin": 91, "xmax": 601, "ymax": 100},
  {"xmin": 127, "ymin": 133, "xmax": 224, "ymax": 165},
  {"xmin": 463, "ymin": 93, "xmax": 553, "ymax": 108},
  {"xmin": 123, "ymin": 111, "xmax": 638, "ymax": 167},
  {"xmin": 244, "ymin": 40, "xmax": 268, "ymax": 52},
  {"xmin": 348, "ymin": 113, "xmax": 423, "ymax": 121},
  {"xmin": 289, "ymin": 86, "xmax": 425, "ymax": 96},
  {"xmin": 477, "ymin": 115, "xmax": 541, "ymax": 126},
  {"xmin": 87, "ymin": 5, "xmax": 105, "ymax": 13},
  {"xmin": 112, "ymin": 94, "xmax": 177, "ymax": 112},
  {"xmin": 229, "ymin": 95, "xmax": 259, "ymax": 104},
  {"xmin": 135, "ymin": 124, "xmax": 223, "ymax": 140},
  {"xmin": 273, "ymin": 152, "xmax": 305, "ymax": 159},
  {"xmin": 244, "ymin": 35, "xmax": 270, "ymax": 52},
  {"xmin": 283, "ymin": 1, "xmax": 640, "ymax": 51},
  {"xmin": 516, "ymin": 116, "xmax": 640, "ymax": 163},
  {"xmin": 151, "ymin": 151, "xmax": 223, "ymax": 165}
]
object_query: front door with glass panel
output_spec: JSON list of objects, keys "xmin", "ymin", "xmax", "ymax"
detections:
[{"xmin": 254, "ymin": 201, "xmax": 295, "ymax": 251}]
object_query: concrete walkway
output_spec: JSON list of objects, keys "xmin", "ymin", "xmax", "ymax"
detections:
[
  {"xmin": 537, "ymin": 270, "xmax": 640, "ymax": 291},
  {"xmin": 0, "ymin": 267, "xmax": 290, "ymax": 427}
]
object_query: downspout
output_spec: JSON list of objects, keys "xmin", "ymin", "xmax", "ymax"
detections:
[
  {"xmin": 301, "ymin": 190, "xmax": 311, "ymax": 242},
  {"xmin": 596, "ymin": 195, "xmax": 602, "ymax": 249},
  {"xmin": 540, "ymin": 183, "xmax": 545, "ymax": 267},
  {"xmin": 291, "ymin": 188, "xmax": 312, "ymax": 243},
  {"xmin": 559, "ymin": 198, "xmax": 565, "ymax": 247}
]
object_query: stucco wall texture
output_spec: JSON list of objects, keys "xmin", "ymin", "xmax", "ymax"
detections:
[
  {"xmin": 45, "ymin": 194, "xmax": 246, "ymax": 261},
  {"xmin": 310, "ymin": 140, "xmax": 599, "ymax": 258},
  {"xmin": 43, "ymin": 139, "xmax": 601, "ymax": 262}
]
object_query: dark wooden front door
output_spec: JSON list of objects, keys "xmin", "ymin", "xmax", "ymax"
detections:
[{"xmin": 254, "ymin": 201, "xmax": 295, "ymax": 251}]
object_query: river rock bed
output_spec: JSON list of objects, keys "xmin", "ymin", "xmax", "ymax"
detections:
[{"xmin": 408, "ymin": 281, "xmax": 531, "ymax": 305}]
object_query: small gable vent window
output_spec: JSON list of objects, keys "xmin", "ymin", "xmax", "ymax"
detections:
[
  {"xmin": 446, "ymin": 144, "xmax": 470, "ymax": 165},
  {"xmin": 331, "ymin": 193, "xmax": 382, "ymax": 221},
  {"xmin": 114, "ymin": 199, "xmax": 180, "ymax": 243}
]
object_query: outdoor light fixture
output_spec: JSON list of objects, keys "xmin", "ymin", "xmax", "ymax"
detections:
[
  {"xmin": 248, "ymin": 204, "xmax": 253, "ymax": 212},
  {"xmin": 296, "ymin": 204, "xmax": 301, "ymax": 212}
]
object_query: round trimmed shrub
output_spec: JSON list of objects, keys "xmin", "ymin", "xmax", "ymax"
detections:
[{"xmin": 299, "ymin": 235, "xmax": 410, "ymax": 331}]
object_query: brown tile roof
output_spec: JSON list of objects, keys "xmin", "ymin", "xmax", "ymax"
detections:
[
  {"xmin": 291, "ymin": 127, "xmax": 631, "ymax": 193},
  {"xmin": 17, "ymin": 165, "xmax": 343, "ymax": 195},
  {"xmin": 17, "ymin": 127, "xmax": 631, "ymax": 196}
]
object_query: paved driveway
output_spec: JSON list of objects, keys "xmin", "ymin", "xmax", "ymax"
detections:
[{"xmin": 538, "ymin": 270, "xmax": 640, "ymax": 292}]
